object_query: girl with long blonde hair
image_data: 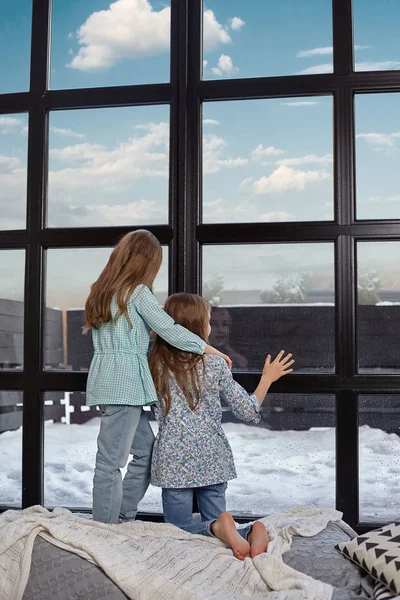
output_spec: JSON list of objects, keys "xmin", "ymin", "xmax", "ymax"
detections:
[{"xmin": 84, "ymin": 230, "xmax": 230, "ymax": 524}]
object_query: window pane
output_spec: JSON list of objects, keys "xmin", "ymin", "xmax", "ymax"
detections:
[
  {"xmin": 0, "ymin": 1, "xmax": 32, "ymax": 93},
  {"xmin": 356, "ymin": 94, "xmax": 400, "ymax": 220},
  {"xmin": 224, "ymin": 395, "xmax": 335, "ymax": 515},
  {"xmin": 0, "ymin": 391, "xmax": 23, "ymax": 506},
  {"xmin": 354, "ymin": 1, "xmax": 400, "ymax": 72},
  {"xmin": 47, "ymin": 107, "xmax": 169, "ymax": 228},
  {"xmin": 357, "ymin": 242, "xmax": 400, "ymax": 373},
  {"xmin": 50, "ymin": 0, "xmax": 171, "ymax": 89},
  {"xmin": 0, "ymin": 113, "xmax": 28, "ymax": 230},
  {"xmin": 202, "ymin": 1, "xmax": 332, "ymax": 79},
  {"xmin": 203, "ymin": 243, "xmax": 335, "ymax": 372},
  {"xmin": 202, "ymin": 98, "xmax": 333, "ymax": 223},
  {"xmin": 0, "ymin": 250, "xmax": 25, "ymax": 369},
  {"xmin": 0, "ymin": 390, "xmax": 23, "ymax": 508},
  {"xmin": 44, "ymin": 246, "xmax": 169, "ymax": 370},
  {"xmin": 359, "ymin": 395, "xmax": 400, "ymax": 522}
]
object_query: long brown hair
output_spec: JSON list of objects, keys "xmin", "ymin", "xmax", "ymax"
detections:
[
  {"xmin": 84, "ymin": 230, "xmax": 162, "ymax": 332},
  {"xmin": 149, "ymin": 293, "xmax": 210, "ymax": 415}
]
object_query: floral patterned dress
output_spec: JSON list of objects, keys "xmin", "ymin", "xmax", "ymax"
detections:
[{"xmin": 151, "ymin": 354, "xmax": 260, "ymax": 488}]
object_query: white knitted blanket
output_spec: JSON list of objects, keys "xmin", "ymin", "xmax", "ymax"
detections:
[{"xmin": 0, "ymin": 505, "xmax": 341, "ymax": 600}]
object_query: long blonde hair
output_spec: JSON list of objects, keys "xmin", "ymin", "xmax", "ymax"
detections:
[
  {"xmin": 149, "ymin": 293, "xmax": 210, "ymax": 415},
  {"xmin": 84, "ymin": 230, "xmax": 162, "ymax": 332}
]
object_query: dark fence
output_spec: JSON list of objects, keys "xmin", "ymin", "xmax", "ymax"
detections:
[{"xmin": 1, "ymin": 300, "xmax": 399, "ymax": 433}]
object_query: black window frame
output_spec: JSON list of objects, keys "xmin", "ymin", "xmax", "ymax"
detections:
[{"xmin": 0, "ymin": 0, "xmax": 399, "ymax": 532}]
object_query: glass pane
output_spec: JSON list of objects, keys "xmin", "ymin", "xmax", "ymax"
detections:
[
  {"xmin": 356, "ymin": 94, "xmax": 400, "ymax": 220},
  {"xmin": 202, "ymin": 98, "xmax": 333, "ymax": 223},
  {"xmin": 0, "ymin": 250, "xmax": 25, "ymax": 369},
  {"xmin": 224, "ymin": 394, "xmax": 335, "ymax": 515},
  {"xmin": 357, "ymin": 242, "xmax": 400, "ymax": 373},
  {"xmin": 0, "ymin": 113, "xmax": 28, "ymax": 230},
  {"xmin": 203, "ymin": 243, "xmax": 335, "ymax": 372},
  {"xmin": 0, "ymin": 1, "xmax": 32, "ymax": 93},
  {"xmin": 47, "ymin": 107, "xmax": 169, "ymax": 228},
  {"xmin": 50, "ymin": 0, "xmax": 171, "ymax": 89},
  {"xmin": 202, "ymin": 1, "xmax": 332, "ymax": 79},
  {"xmin": 44, "ymin": 246, "xmax": 169, "ymax": 370},
  {"xmin": 43, "ymin": 394, "xmax": 161, "ymax": 510},
  {"xmin": 354, "ymin": 0, "xmax": 400, "ymax": 72},
  {"xmin": 0, "ymin": 391, "xmax": 23, "ymax": 507},
  {"xmin": 359, "ymin": 395, "xmax": 400, "ymax": 522}
]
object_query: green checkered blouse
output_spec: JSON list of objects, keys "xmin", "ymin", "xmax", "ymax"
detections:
[{"xmin": 86, "ymin": 284, "xmax": 206, "ymax": 407}]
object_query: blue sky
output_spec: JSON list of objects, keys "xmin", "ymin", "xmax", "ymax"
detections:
[{"xmin": 0, "ymin": 0, "xmax": 399, "ymax": 302}]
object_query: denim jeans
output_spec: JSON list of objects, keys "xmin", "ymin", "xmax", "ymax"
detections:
[
  {"xmin": 92, "ymin": 405, "xmax": 155, "ymax": 524},
  {"xmin": 162, "ymin": 483, "xmax": 250, "ymax": 539}
]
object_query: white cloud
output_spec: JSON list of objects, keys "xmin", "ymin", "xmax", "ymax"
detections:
[
  {"xmin": 357, "ymin": 132, "xmax": 400, "ymax": 150},
  {"xmin": 297, "ymin": 63, "xmax": 333, "ymax": 75},
  {"xmin": 80, "ymin": 200, "xmax": 165, "ymax": 226},
  {"xmin": 276, "ymin": 154, "xmax": 333, "ymax": 167},
  {"xmin": 297, "ymin": 45, "xmax": 369, "ymax": 58},
  {"xmin": 203, "ymin": 119, "xmax": 220, "ymax": 126},
  {"xmin": 49, "ymin": 121, "xmax": 170, "ymax": 195},
  {"xmin": 251, "ymin": 144, "xmax": 285, "ymax": 162},
  {"xmin": 0, "ymin": 116, "xmax": 23, "ymax": 134},
  {"xmin": 68, "ymin": 2, "xmax": 234, "ymax": 71},
  {"xmin": 252, "ymin": 165, "xmax": 331, "ymax": 194},
  {"xmin": 298, "ymin": 60, "xmax": 400, "ymax": 75},
  {"xmin": 203, "ymin": 134, "xmax": 247, "ymax": 175},
  {"xmin": 230, "ymin": 17, "xmax": 245, "ymax": 31},
  {"xmin": 50, "ymin": 127, "xmax": 86, "ymax": 140},
  {"xmin": 211, "ymin": 54, "xmax": 238, "ymax": 77},
  {"xmin": 297, "ymin": 46, "xmax": 333, "ymax": 58},
  {"xmin": 356, "ymin": 61, "xmax": 400, "ymax": 71},
  {"xmin": 203, "ymin": 9, "xmax": 232, "ymax": 51},
  {"xmin": 280, "ymin": 101, "xmax": 319, "ymax": 107},
  {"xmin": 69, "ymin": 0, "xmax": 171, "ymax": 71},
  {"xmin": 203, "ymin": 198, "xmax": 294, "ymax": 223}
]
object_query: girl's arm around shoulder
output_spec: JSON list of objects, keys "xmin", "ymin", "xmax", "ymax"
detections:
[{"xmin": 130, "ymin": 285, "xmax": 206, "ymax": 355}]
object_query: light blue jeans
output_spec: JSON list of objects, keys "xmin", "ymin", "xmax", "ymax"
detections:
[
  {"xmin": 92, "ymin": 405, "xmax": 154, "ymax": 524},
  {"xmin": 162, "ymin": 483, "xmax": 250, "ymax": 539}
]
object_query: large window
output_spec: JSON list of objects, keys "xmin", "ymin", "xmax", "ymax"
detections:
[{"xmin": 1, "ymin": 0, "xmax": 399, "ymax": 531}]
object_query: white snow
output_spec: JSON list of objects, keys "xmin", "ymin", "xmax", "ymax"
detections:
[{"xmin": 1, "ymin": 418, "xmax": 399, "ymax": 523}]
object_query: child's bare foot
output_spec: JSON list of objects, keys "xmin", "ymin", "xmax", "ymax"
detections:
[
  {"xmin": 248, "ymin": 521, "xmax": 270, "ymax": 558},
  {"xmin": 211, "ymin": 512, "xmax": 250, "ymax": 560}
]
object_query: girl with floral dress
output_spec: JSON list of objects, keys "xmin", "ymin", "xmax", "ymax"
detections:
[{"xmin": 149, "ymin": 292, "xmax": 294, "ymax": 559}]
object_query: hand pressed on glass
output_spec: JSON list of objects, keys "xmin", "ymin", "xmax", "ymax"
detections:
[{"xmin": 253, "ymin": 351, "xmax": 294, "ymax": 406}]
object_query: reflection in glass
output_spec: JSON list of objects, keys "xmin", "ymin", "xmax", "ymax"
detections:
[
  {"xmin": 202, "ymin": 98, "xmax": 333, "ymax": 223},
  {"xmin": 203, "ymin": 243, "xmax": 335, "ymax": 372},
  {"xmin": 359, "ymin": 395, "xmax": 400, "ymax": 522},
  {"xmin": 50, "ymin": 0, "xmax": 171, "ymax": 89},
  {"xmin": 356, "ymin": 94, "xmax": 400, "ymax": 220},
  {"xmin": 0, "ymin": 391, "xmax": 23, "ymax": 506},
  {"xmin": 223, "ymin": 395, "xmax": 335, "ymax": 515},
  {"xmin": 0, "ymin": 250, "xmax": 25, "ymax": 369},
  {"xmin": 0, "ymin": 113, "xmax": 28, "ymax": 230},
  {"xmin": 357, "ymin": 242, "xmax": 400, "ymax": 373},
  {"xmin": 47, "ymin": 107, "xmax": 170, "ymax": 228},
  {"xmin": 0, "ymin": 1, "xmax": 32, "ymax": 93},
  {"xmin": 203, "ymin": 1, "xmax": 332, "ymax": 80},
  {"xmin": 44, "ymin": 247, "xmax": 169, "ymax": 370},
  {"xmin": 353, "ymin": 0, "xmax": 400, "ymax": 73}
]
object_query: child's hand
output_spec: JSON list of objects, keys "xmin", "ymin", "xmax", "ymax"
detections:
[
  {"xmin": 219, "ymin": 352, "xmax": 232, "ymax": 370},
  {"xmin": 204, "ymin": 344, "xmax": 233, "ymax": 370},
  {"xmin": 262, "ymin": 351, "xmax": 294, "ymax": 382}
]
